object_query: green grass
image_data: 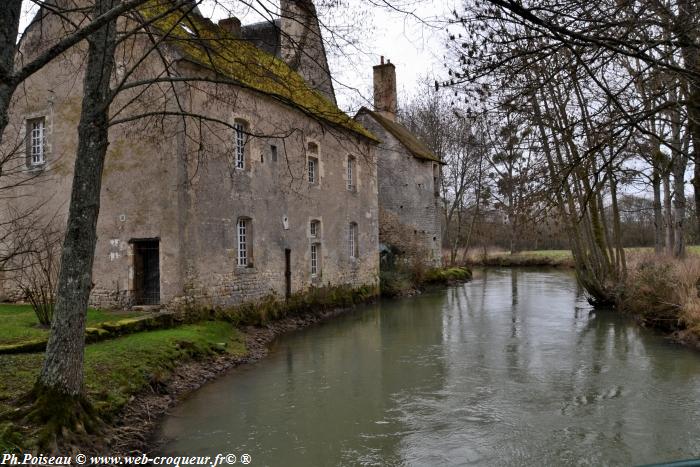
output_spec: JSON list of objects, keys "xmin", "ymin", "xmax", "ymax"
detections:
[
  {"xmin": 0, "ymin": 320, "xmax": 245, "ymax": 449},
  {"xmin": 0, "ymin": 305, "xmax": 143, "ymax": 346}
]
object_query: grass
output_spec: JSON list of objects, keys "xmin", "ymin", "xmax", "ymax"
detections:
[
  {"xmin": 0, "ymin": 305, "xmax": 143, "ymax": 346},
  {"xmin": 0, "ymin": 321, "xmax": 245, "ymax": 450},
  {"xmin": 462, "ymin": 246, "xmax": 700, "ymax": 268}
]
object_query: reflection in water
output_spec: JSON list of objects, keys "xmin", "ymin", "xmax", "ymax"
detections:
[{"xmin": 158, "ymin": 269, "xmax": 700, "ymax": 466}]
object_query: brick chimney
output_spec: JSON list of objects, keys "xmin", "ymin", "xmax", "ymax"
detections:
[
  {"xmin": 218, "ymin": 17, "xmax": 241, "ymax": 38},
  {"xmin": 373, "ymin": 56, "xmax": 397, "ymax": 121}
]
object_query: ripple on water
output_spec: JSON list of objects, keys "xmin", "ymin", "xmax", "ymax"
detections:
[{"xmin": 157, "ymin": 269, "xmax": 700, "ymax": 467}]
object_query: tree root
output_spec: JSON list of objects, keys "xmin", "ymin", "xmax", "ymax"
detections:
[{"xmin": 6, "ymin": 383, "xmax": 103, "ymax": 452}]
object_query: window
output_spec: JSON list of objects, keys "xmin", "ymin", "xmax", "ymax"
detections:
[
  {"xmin": 308, "ymin": 157, "xmax": 318, "ymax": 184},
  {"xmin": 237, "ymin": 218, "xmax": 252, "ymax": 266},
  {"xmin": 307, "ymin": 142, "xmax": 319, "ymax": 184},
  {"xmin": 348, "ymin": 222, "xmax": 358, "ymax": 259},
  {"xmin": 271, "ymin": 145, "xmax": 278, "ymax": 162},
  {"xmin": 311, "ymin": 243, "xmax": 320, "ymax": 277},
  {"xmin": 433, "ymin": 163, "xmax": 440, "ymax": 196},
  {"xmin": 234, "ymin": 121, "xmax": 246, "ymax": 169},
  {"xmin": 310, "ymin": 220, "xmax": 320, "ymax": 238},
  {"xmin": 347, "ymin": 156, "xmax": 355, "ymax": 191},
  {"xmin": 28, "ymin": 118, "xmax": 46, "ymax": 166}
]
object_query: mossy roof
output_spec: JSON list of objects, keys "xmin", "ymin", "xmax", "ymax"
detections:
[
  {"xmin": 356, "ymin": 108, "xmax": 442, "ymax": 163},
  {"xmin": 138, "ymin": 1, "xmax": 378, "ymax": 142}
]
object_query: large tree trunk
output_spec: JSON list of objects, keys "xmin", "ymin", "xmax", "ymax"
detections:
[
  {"xmin": 652, "ymin": 163, "xmax": 664, "ymax": 253},
  {"xmin": 0, "ymin": 0, "xmax": 22, "ymax": 147},
  {"xmin": 31, "ymin": 0, "xmax": 117, "ymax": 441},
  {"xmin": 663, "ymin": 172, "xmax": 675, "ymax": 253}
]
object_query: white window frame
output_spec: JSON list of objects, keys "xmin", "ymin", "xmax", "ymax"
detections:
[
  {"xmin": 347, "ymin": 156, "xmax": 355, "ymax": 191},
  {"xmin": 234, "ymin": 121, "xmax": 246, "ymax": 169},
  {"xmin": 310, "ymin": 220, "xmax": 320, "ymax": 238},
  {"xmin": 308, "ymin": 157, "xmax": 317, "ymax": 184},
  {"xmin": 29, "ymin": 118, "xmax": 46, "ymax": 166},
  {"xmin": 311, "ymin": 243, "xmax": 319, "ymax": 277},
  {"xmin": 349, "ymin": 222, "xmax": 358, "ymax": 259},
  {"xmin": 237, "ymin": 218, "xmax": 250, "ymax": 266}
]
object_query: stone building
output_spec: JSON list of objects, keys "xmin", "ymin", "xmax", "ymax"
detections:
[
  {"xmin": 0, "ymin": 0, "xmax": 379, "ymax": 308},
  {"xmin": 355, "ymin": 58, "xmax": 443, "ymax": 267}
]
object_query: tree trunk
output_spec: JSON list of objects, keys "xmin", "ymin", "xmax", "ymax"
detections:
[
  {"xmin": 652, "ymin": 161, "xmax": 663, "ymax": 253},
  {"xmin": 36, "ymin": 0, "xmax": 117, "ymax": 403},
  {"xmin": 0, "ymin": 0, "xmax": 22, "ymax": 147},
  {"xmin": 663, "ymin": 172, "xmax": 675, "ymax": 253},
  {"xmin": 673, "ymin": 169, "xmax": 687, "ymax": 258}
]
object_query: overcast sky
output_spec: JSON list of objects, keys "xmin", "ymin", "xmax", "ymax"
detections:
[
  {"xmin": 198, "ymin": 0, "xmax": 458, "ymax": 111},
  {"xmin": 19, "ymin": 0, "xmax": 458, "ymax": 113}
]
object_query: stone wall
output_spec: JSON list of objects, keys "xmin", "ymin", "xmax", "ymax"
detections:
[
  {"xmin": 356, "ymin": 114, "xmax": 442, "ymax": 268},
  {"xmin": 0, "ymin": 13, "xmax": 379, "ymax": 309}
]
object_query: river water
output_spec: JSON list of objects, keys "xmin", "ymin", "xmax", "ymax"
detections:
[{"xmin": 157, "ymin": 269, "xmax": 700, "ymax": 466}]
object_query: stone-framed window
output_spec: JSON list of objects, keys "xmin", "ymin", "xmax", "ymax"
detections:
[
  {"xmin": 27, "ymin": 117, "xmax": 46, "ymax": 167},
  {"xmin": 307, "ymin": 141, "xmax": 319, "ymax": 184},
  {"xmin": 308, "ymin": 157, "xmax": 318, "ymax": 184},
  {"xmin": 347, "ymin": 155, "xmax": 356, "ymax": 191},
  {"xmin": 311, "ymin": 242, "xmax": 321, "ymax": 277},
  {"xmin": 270, "ymin": 144, "xmax": 278, "ymax": 163},
  {"xmin": 237, "ymin": 217, "xmax": 253, "ymax": 267},
  {"xmin": 348, "ymin": 222, "xmax": 358, "ymax": 259},
  {"xmin": 310, "ymin": 219, "xmax": 320, "ymax": 238},
  {"xmin": 233, "ymin": 120, "xmax": 247, "ymax": 170}
]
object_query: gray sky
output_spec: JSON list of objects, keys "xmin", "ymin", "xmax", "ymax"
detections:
[{"xmin": 19, "ymin": 0, "xmax": 457, "ymax": 113}]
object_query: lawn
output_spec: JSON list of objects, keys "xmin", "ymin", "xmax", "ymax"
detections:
[
  {"xmin": 0, "ymin": 304, "xmax": 144, "ymax": 346},
  {"xmin": 0, "ymin": 320, "xmax": 246, "ymax": 450}
]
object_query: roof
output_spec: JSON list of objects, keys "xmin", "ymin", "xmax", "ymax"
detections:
[
  {"xmin": 356, "ymin": 108, "xmax": 442, "ymax": 163},
  {"xmin": 138, "ymin": 2, "xmax": 378, "ymax": 142},
  {"xmin": 241, "ymin": 19, "xmax": 281, "ymax": 57}
]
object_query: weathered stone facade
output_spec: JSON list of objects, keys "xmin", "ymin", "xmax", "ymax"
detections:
[
  {"xmin": 1, "ymin": 1, "xmax": 379, "ymax": 308},
  {"xmin": 355, "ymin": 60, "xmax": 443, "ymax": 267}
]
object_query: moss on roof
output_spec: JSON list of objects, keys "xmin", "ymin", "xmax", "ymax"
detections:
[
  {"xmin": 138, "ymin": 1, "xmax": 377, "ymax": 142},
  {"xmin": 357, "ymin": 108, "xmax": 442, "ymax": 163}
]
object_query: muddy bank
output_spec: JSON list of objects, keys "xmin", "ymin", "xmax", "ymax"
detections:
[{"xmin": 103, "ymin": 305, "xmax": 369, "ymax": 457}]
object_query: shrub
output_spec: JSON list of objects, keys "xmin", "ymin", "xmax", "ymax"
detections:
[{"xmin": 14, "ymin": 227, "xmax": 62, "ymax": 326}]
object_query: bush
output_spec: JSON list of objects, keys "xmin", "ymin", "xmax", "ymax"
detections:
[
  {"xmin": 214, "ymin": 284, "xmax": 379, "ymax": 326},
  {"xmin": 14, "ymin": 227, "xmax": 62, "ymax": 326},
  {"xmin": 379, "ymin": 269, "xmax": 413, "ymax": 297},
  {"xmin": 423, "ymin": 267, "xmax": 473, "ymax": 284},
  {"xmin": 622, "ymin": 259, "xmax": 681, "ymax": 330}
]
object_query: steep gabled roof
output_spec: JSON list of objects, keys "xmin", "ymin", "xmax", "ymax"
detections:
[
  {"xmin": 356, "ymin": 107, "xmax": 442, "ymax": 163},
  {"xmin": 138, "ymin": 2, "xmax": 377, "ymax": 142}
]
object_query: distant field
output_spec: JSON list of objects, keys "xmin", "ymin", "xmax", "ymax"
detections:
[{"xmin": 461, "ymin": 246, "xmax": 700, "ymax": 267}]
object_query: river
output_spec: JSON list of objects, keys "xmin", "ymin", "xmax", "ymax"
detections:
[{"xmin": 157, "ymin": 268, "xmax": 700, "ymax": 466}]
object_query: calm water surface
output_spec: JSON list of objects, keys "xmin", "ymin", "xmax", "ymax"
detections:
[{"xmin": 158, "ymin": 269, "xmax": 700, "ymax": 466}]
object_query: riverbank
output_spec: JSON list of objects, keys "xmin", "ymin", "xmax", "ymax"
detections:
[
  {"xmin": 463, "ymin": 250, "xmax": 575, "ymax": 268},
  {"xmin": 0, "ymin": 284, "xmax": 381, "ymax": 454},
  {"xmin": 380, "ymin": 266, "xmax": 472, "ymax": 297},
  {"xmin": 620, "ymin": 253, "xmax": 700, "ymax": 350},
  {"xmin": 0, "ymin": 270, "xmax": 471, "ymax": 455}
]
